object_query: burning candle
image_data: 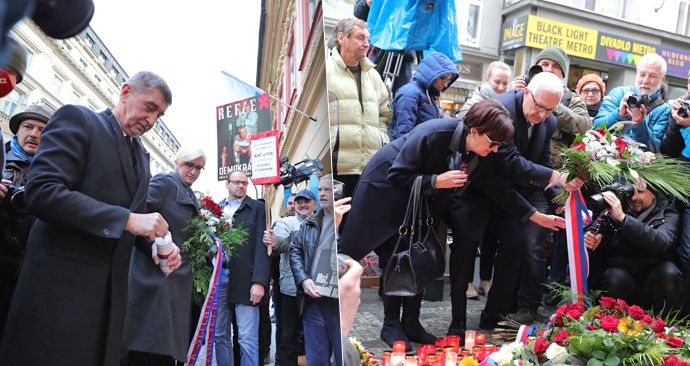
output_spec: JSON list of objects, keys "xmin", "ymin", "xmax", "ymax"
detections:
[
  {"xmin": 390, "ymin": 351, "xmax": 405, "ymax": 366},
  {"xmin": 464, "ymin": 330, "xmax": 476, "ymax": 350},
  {"xmin": 475, "ymin": 332, "xmax": 486, "ymax": 345},
  {"xmin": 443, "ymin": 350, "xmax": 458, "ymax": 366},
  {"xmin": 405, "ymin": 355, "xmax": 417, "ymax": 366},
  {"xmin": 446, "ymin": 335, "xmax": 461, "ymax": 351},
  {"xmin": 435, "ymin": 337, "xmax": 447, "ymax": 348},
  {"xmin": 393, "ymin": 341, "xmax": 407, "ymax": 353}
]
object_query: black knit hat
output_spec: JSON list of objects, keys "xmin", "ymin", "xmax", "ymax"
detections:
[
  {"xmin": 9, "ymin": 104, "xmax": 56, "ymax": 134},
  {"xmin": 5, "ymin": 36, "xmax": 28, "ymax": 84}
]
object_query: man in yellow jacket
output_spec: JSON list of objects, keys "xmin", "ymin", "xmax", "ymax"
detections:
[{"xmin": 327, "ymin": 18, "xmax": 392, "ymax": 198}]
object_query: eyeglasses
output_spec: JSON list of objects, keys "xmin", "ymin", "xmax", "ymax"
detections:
[
  {"xmin": 482, "ymin": 133, "xmax": 501, "ymax": 148},
  {"xmin": 441, "ymin": 74, "xmax": 454, "ymax": 82},
  {"xmin": 580, "ymin": 88, "xmax": 601, "ymax": 95},
  {"xmin": 529, "ymin": 91, "xmax": 556, "ymax": 115},
  {"xmin": 183, "ymin": 162, "xmax": 205, "ymax": 172},
  {"xmin": 229, "ymin": 180, "xmax": 249, "ymax": 186}
]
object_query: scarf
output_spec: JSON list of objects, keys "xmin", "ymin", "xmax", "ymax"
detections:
[
  {"xmin": 10, "ymin": 136, "xmax": 34, "ymax": 164},
  {"xmin": 586, "ymin": 101, "xmax": 602, "ymax": 118}
]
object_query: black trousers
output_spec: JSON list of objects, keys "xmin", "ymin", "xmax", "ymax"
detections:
[
  {"xmin": 602, "ymin": 258, "xmax": 682, "ymax": 312},
  {"xmin": 278, "ymin": 294, "xmax": 301, "ymax": 366}
]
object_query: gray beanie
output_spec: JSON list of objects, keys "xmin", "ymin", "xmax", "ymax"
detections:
[
  {"xmin": 9, "ymin": 104, "xmax": 56, "ymax": 134},
  {"xmin": 536, "ymin": 45, "xmax": 568, "ymax": 78},
  {"xmin": 5, "ymin": 36, "xmax": 28, "ymax": 84}
]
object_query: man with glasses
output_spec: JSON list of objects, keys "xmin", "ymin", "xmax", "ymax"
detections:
[
  {"xmin": 477, "ymin": 71, "xmax": 583, "ymax": 327},
  {"xmin": 215, "ymin": 171, "xmax": 271, "ymax": 366},
  {"xmin": 594, "ymin": 53, "xmax": 670, "ymax": 152},
  {"xmin": 389, "ymin": 51, "xmax": 459, "ymax": 140}
]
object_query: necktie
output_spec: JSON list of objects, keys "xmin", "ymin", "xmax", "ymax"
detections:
[{"xmin": 127, "ymin": 137, "xmax": 138, "ymax": 173}]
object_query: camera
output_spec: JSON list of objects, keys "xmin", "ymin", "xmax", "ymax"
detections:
[
  {"xmin": 587, "ymin": 182, "xmax": 635, "ymax": 213},
  {"xmin": 1, "ymin": 184, "xmax": 27, "ymax": 214},
  {"xmin": 626, "ymin": 93, "xmax": 650, "ymax": 109},
  {"xmin": 276, "ymin": 157, "xmax": 324, "ymax": 187},
  {"xmin": 677, "ymin": 96, "xmax": 690, "ymax": 118},
  {"xmin": 522, "ymin": 64, "xmax": 544, "ymax": 85}
]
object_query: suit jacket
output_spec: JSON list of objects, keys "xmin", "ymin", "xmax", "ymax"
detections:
[
  {"xmin": 123, "ymin": 171, "xmax": 199, "ymax": 362},
  {"xmin": 0, "ymin": 106, "xmax": 150, "ymax": 366},
  {"xmin": 219, "ymin": 196, "xmax": 271, "ymax": 306}
]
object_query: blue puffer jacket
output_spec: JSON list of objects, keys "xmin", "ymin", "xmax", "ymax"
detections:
[
  {"xmin": 389, "ymin": 52, "xmax": 458, "ymax": 140},
  {"xmin": 593, "ymin": 86, "xmax": 670, "ymax": 152}
]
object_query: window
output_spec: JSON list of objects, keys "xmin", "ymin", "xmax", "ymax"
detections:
[
  {"xmin": 573, "ymin": 0, "xmax": 596, "ymax": 11},
  {"xmin": 678, "ymin": 0, "xmax": 690, "ymax": 35},
  {"xmin": 51, "ymin": 74, "xmax": 64, "ymax": 97},
  {"xmin": 596, "ymin": 0, "xmax": 633, "ymax": 20},
  {"xmin": 456, "ymin": 0, "xmax": 482, "ymax": 46},
  {"xmin": 72, "ymin": 91, "xmax": 83, "ymax": 105},
  {"xmin": 1, "ymin": 90, "xmax": 24, "ymax": 116}
]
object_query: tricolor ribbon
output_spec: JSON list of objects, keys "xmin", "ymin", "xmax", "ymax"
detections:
[
  {"xmin": 515, "ymin": 325, "xmax": 536, "ymax": 344},
  {"xmin": 479, "ymin": 356, "xmax": 500, "ymax": 366},
  {"xmin": 186, "ymin": 236, "xmax": 224, "ymax": 365},
  {"xmin": 564, "ymin": 190, "xmax": 591, "ymax": 306}
]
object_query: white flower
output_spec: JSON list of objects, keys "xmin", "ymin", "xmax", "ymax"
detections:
[
  {"xmin": 545, "ymin": 343, "xmax": 568, "ymax": 364},
  {"xmin": 504, "ymin": 341, "xmax": 523, "ymax": 355}
]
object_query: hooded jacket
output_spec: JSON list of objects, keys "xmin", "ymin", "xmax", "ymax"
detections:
[{"xmin": 389, "ymin": 52, "xmax": 458, "ymax": 140}]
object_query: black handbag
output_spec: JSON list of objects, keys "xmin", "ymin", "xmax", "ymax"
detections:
[{"xmin": 382, "ymin": 176, "xmax": 445, "ymax": 297}]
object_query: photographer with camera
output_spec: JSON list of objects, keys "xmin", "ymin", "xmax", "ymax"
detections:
[
  {"xmin": 593, "ymin": 53, "xmax": 671, "ymax": 152},
  {"xmin": 584, "ymin": 181, "xmax": 682, "ymax": 312},
  {"xmin": 0, "ymin": 103, "xmax": 54, "ymax": 342}
]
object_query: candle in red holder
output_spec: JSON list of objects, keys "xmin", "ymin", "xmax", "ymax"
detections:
[
  {"xmin": 393, "ymin": 341, "xmax": 407, "ymax": 353},
  {"xmin": 460, "ymin": 350, "xmax": 469, "ymax": 357},
  {"xmin": 382, "ymin": 351, "xmax": 391, "ymax": 366},
  {"xmin": 475, "ymin": 332, "xmax": 486, "ymax": 345},
  {"xmin": 435, "ymin": 337, "xmax": 446, "ymax": 348},
  {"xmin": 472, "ymin": 346, "xmax": 482, "ymax": 355},
  {"xmin": 446, "ymin": 335, "xmax": 461, "ymax": 351}
]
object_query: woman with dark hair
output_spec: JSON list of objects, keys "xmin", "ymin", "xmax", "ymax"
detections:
[{"xmin": 340, "ymin": 99, "xmax": 561, "ymax": 349}]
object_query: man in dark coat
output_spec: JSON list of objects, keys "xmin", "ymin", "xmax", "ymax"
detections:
[
  {"xmin": 0, "ymin": 103, "xmax": 54, "ymax": 342},
  {"xmin": 0, "ymin": 71, "xmax": 179, "ymax": 366},
  {"xmin": 447, "ymin": 72, "xmax": 577, "ymax": 331},
  {"xmin": 215, "ymin": 170, "xmax": 271, "ymax": 366}
]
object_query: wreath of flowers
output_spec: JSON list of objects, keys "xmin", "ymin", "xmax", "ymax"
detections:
[
  {"xmin": 182, "ymin": 196, "xmax": 247, "ymax": 306},
  {"xmin": 557, "ymin": 124, "xmax": 690, "ymax": 204}
]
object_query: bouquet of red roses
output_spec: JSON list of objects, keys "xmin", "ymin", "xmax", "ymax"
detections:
[{"xmin": 182, "ymin": 196, "xmax": 247, "ymax": 306}]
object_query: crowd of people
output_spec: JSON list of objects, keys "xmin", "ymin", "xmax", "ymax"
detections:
[{"xmin": 329, "ymin": 8, "xmax": 690, "ymax": 356}]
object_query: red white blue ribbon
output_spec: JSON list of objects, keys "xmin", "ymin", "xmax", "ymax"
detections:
[
  {"xmin": 186, "ymin": 236, "xmax": 224, "ymax": 365},
  {"xmin": 564, "ymin": 190, "xmax": 591, "ymax": 306},
  {"xmin": 480, "ymin": 356, "xmax": 499, "ymax": 366},
  {"xmin": 515, "ymin": 325, "xmax": 536, "ymax": 344}
]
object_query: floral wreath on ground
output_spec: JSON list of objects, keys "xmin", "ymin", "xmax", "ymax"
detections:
[
  {"xmin": 182, "ymin": 196, "xmax": 247, "ymax": 306},
  {"xmin": 484, "ymin": 292, "xmax": 690, "ymax": 366},
  {"xmin": 557, "ymin": 124, "xmax": 690, "ymax": 204}
]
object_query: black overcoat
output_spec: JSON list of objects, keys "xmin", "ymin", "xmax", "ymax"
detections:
[
  {"xmin": 340, "ymin": 118, "xmax": 533, "ymax": 260},
  {"xmin": 224, "ymin": 196, "xmax": 271, "ymax": 306},
  {"xmin": 123, "ymin": 171, "xmax": 199, "ymax": 361},
  {"xmin": 0, "ymin": 106, "xmax": 150, "ymax": 366}
]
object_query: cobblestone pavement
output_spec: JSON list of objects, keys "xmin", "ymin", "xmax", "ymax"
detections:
[{"xmin": 349, "ymin": 278, "xmax": 559, "ymax": 357}]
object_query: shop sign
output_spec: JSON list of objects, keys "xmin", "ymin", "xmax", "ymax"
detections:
[
  {"xmin": 595, "ymin": 31, "xmax": 656, "ymax": 68},
  {"xmin": 457, "ymin": 61, "xmax": 483, "ymax": 81},
  {"xmin": 501, "ymin": 15, "xmax": 528, "ymax": 51},
  {"xmin": 658, "ymin": 46, "xmax": 690, "ymax": 78},
  {"xmin": 524, "ymin": 15, "xmax": 597, "ymax": 59}
]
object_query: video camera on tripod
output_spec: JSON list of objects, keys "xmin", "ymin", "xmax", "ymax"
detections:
[{"xmin": 275, "ymin": 156, "xmax": 324, "ymax": 187}]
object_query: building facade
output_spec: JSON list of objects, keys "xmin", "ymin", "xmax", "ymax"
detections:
[{"xmin": 2, "ymin": 20, "xmax": 180, "ymax": 175}]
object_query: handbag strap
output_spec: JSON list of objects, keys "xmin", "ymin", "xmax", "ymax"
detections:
[{"xmin": 392, "ymin": 176, "xmax": 423, "ymax": 254}]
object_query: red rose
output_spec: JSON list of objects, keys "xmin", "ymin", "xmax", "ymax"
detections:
[
  {"xmin": 552, "ymin": 314, "xmax": 564, "ymax": 327},
  {"xmin": 600, "ymin": 315, "xmax": 620, "ymax": 333},
  {"xmin": 569, "ymin": 303, "xmax": 585, "ymax": 313},
  {"xmin": 615, "ymin": 137, "xmax": 627, "ymax": 150},
  {"xmin": 554, "ymin": 329, "xmax": 570, "ymax": 346},
  {"xmin": 641, "ymin": 315, "xmax": 653, "ymax": 325},
  {"xmin": 599, "ymin": 296, "xmax": 615, "ymax": 310},
  {"xmin": 586, "ymin": 325, "xmax": 599, "ymax": 331},
  {"xmin": 533, "ymin": 337, "xmax": 549, "ymax": 355},
  {"xmin": 658, "ymin": 332, "xmax": 669, "ymax": 340},
  {"xmin": 572, "ymin": 141, "xmax": 586, "ymax": 151},
  {"xmin": 615, "ymin": 298, "xmax": 629, "ymax": 313},
  {"xmin": 596, "ymin": 128, "xmax": 607, "ymax": 136},
  {"xmin": 566, "ymin": 309, "xmax": 581, "ymax": 320},
  {"xmin": 653, "ymin": 319, "xmax": 666, "ymax": 333},
  {"xmin": 667, "ymin": 337, "xmax": 684, "ymax": 348},
  {"xmin": 627, "ymin": 305, "xmax": 645, "ymax": 320},
  {"xmin": 665, "ymin": 355, "xmax": 681, "ymax": 366}
]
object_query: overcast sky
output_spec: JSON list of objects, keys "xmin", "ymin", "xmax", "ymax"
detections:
[{"xmin": 89, "ymin": 0, "xmax": 261, "ymax": 199}]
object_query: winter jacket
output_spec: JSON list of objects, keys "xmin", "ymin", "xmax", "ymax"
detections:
[
  {"xmin": 273, "ymin": 214, "xmax": 307, "ymax": 296},
  {"xmin": 327, "ymin": 47, "xmax": 392, "ymax": 176},
  {"xmin": 389, "ymin": 52, "xmax": 458, "ymax": 139},
  {"xmin": 289, "ymin": 210, "xmax": 324, "ymax": 288},
  {"xmin": 593, "ymin": 86, "xmax": 670, "ymax": 152}
]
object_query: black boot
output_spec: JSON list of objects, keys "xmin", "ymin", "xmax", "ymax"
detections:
[
  {"xmin": 447, "ymin": 320, "xmax": 466, "ymax": 336},
  {"xmin": 380, "ymin": 295, "xmax": 410, "ymax": 350},
  {"xmin": 401, "ymin": 294, "xmax": 436, "ymax": 345}
]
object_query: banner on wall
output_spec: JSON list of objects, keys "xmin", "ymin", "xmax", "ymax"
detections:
[{"xmin": 250, "ymin": 130, "xmax": 280, "ymax": 185}]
